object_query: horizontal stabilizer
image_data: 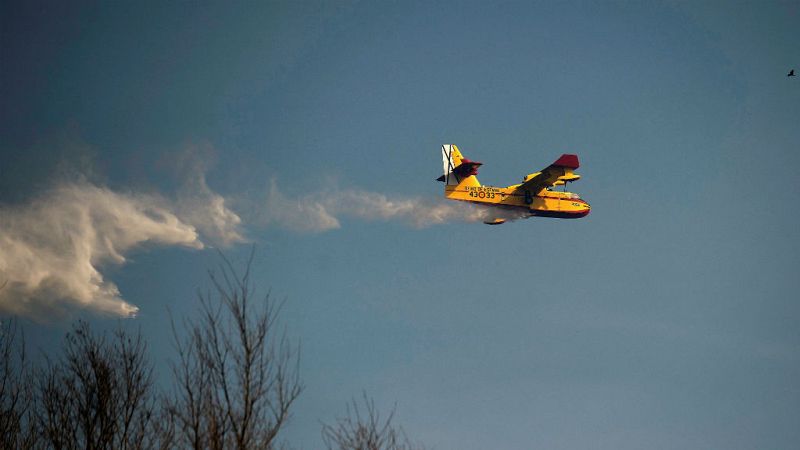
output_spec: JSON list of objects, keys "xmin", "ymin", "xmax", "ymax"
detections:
[{"xmin": 435, "ymin": 159, "xmax": 482, "ymax": 182}]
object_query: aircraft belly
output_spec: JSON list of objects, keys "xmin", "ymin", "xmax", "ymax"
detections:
[{"xmin": 529, "ymin": 209, "xmax": 590, "ymax": 219}]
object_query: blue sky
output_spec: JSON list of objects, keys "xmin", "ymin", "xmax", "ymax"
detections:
[{"xmin": 1, "ymin": 1, "xmax": 799, "ymax": 449}]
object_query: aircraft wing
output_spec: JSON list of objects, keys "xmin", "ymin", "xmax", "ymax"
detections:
[{"xmin": 517, "ymin": 154, "xmax": 581, "ymax": 193}]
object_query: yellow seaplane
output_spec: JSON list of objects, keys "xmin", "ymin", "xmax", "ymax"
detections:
[{"xmin": 437, "ymin": 144, "xmax": 590, "ymax": 224}]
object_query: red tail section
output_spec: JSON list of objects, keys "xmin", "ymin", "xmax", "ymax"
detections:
[
  {"xmin": 552, "ymin": 154, "xmax": 579, "ymax": 169},
  {"xmin": 436, "ymin": 159, "xmax": 482, "ymax": 182}
]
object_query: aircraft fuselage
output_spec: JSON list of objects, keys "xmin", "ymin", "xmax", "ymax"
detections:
[{"xmin": 445, "ymin": 184, "xmax": 591, "ymax": 219}]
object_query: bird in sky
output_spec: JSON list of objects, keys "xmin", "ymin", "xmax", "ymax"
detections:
[{"xmin": 789, "ymin": 69, "xmax": 795, "ymax": 77}]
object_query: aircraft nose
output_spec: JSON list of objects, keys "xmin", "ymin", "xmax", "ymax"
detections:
[{"xmin": 578, "ymin": 200, "xmax": 590, "ymax": 217}]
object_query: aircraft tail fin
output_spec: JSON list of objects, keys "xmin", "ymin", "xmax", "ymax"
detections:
[{"xmin": 438, "ymin": 144, "xmax": 481, "ymax": 190}]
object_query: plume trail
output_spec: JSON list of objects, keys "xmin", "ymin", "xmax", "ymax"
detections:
[
  {"xmin": 0, "ymin": 180, "xmax": 243, "ymax": 320},
  {"xmin": 259, "ymin": 180, "xmax": 528, "ymax": 232},
  {"xmin": 0, "ymin": 171, "xmax": 525, "ymax": 320}
]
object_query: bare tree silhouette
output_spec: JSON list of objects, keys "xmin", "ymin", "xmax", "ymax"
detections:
[
  {"xmin": 166, "ymin": 250, "xmax": 302, "ymax": 450},
  {"xmin": 322, "ymin": 393, "xmax": 425, "ymax": 450},
  {"xmin": 1, "ymin": 252, "xmax": 429, "ymax": 450},
  {"xmin": 34, "ymin": 320, "xmax": 161, "ymax": 450},
  {"xmin": 1, "ymin": 319, "xmax": 38, "ymax": 449}
]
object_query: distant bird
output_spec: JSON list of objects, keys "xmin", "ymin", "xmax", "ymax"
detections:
[{"xmin": 789, "ymin": 69, "xmax": 796, "ymax": 77}]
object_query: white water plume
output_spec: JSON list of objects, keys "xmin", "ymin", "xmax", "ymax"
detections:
[
  {"xmin": 260, "ymin": 180, "xmax": 528, "ymax": 232},
  {"xmin": 0, "ymin": 181, "xmax": 243, "ymax": 320}
]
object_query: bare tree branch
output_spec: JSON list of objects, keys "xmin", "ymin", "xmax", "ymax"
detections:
[
  {"xmin": 0, "ymin": 319, "xmax": 38, "ymax": 449},
  {"xmin": 34, "ymin": 321, "xmax": 160, "ymax": 450},
  {"xmin": 322, "ymin": 393, "xmax": 425, "ymax": 450},
  {"xmin": 167, "ymin": 248, "xmax": 303, "ymax": 450}
]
